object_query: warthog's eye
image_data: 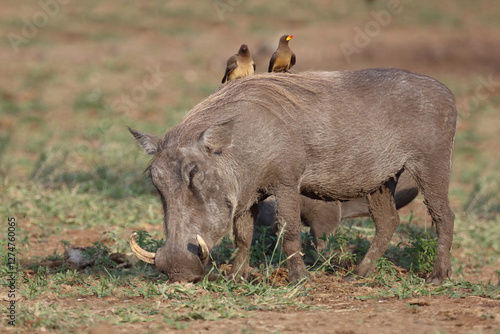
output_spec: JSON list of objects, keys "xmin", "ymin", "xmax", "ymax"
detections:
[
  {"xmin": 225, "ymin": 198, "xmax": 233, "ymax": 212},
  {"xmin": 189, "ymin": 164, "xmax": 198, "ymax": 183}
]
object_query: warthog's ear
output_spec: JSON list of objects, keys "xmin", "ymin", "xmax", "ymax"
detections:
[
  {"xmin": 128, "ymin": 127, "xmax": 161, "ymax": 155},
  {"xmin": 199, "ymin": 119, "xmax": 234, "ymax": 154}
]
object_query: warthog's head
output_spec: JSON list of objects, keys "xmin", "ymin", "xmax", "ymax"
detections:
[{"xmin": 128, "ymin": 120, "xmax": 237, "ymax": 282}]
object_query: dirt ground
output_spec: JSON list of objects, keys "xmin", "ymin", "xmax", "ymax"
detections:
[
  {"xmin": 169, "ymin": 281, "xmax": 500, "ymax": 334},
  {"xmin": 2, "ymin": 1, "xmax": 500, "ymax": 333}
]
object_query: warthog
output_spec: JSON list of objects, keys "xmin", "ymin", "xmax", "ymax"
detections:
[
  {"xmin": 255, "ymin": 171, "xmax": 419, "ymax": 251},
  {"xmin": 129, "ymin": 69, "xmax": 457, "ymax": 284}
]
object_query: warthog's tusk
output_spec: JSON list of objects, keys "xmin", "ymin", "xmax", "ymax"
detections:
[
  {"xmin": 196, "ymin": 234, "xmax": 210, "ymax": 260},
  {"xmin": 129, "ymin": 232, "xmax": 156, "ymax": 264}
]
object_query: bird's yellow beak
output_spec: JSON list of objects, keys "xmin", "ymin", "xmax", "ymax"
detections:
[{"xmin": 286, "ymin": 35, "xmax": 293, "ymax": 41}]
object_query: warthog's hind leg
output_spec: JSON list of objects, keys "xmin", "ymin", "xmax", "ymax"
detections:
[
  {"xmin": 423, "ymin": 199, "xmax": 454, "ymax": 284},
  {"xmin": 412, "ymin": 172, "xmax": 455, "ymax": 284}
]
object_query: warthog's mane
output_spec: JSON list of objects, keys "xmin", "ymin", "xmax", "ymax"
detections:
[
  {"xmin": 161, "ymin": 69, "xmax": 455, "ymax": 150},
  {"xmin": 165, "ymin": 71, "xmax": 340, "ymax": 144}
]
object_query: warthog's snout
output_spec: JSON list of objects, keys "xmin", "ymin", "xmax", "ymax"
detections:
[{"xmin": 129, "ymin": 232, "xmax": 209, "ymax": 282}]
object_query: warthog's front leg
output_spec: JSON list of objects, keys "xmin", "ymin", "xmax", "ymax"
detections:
[
  {"xmin": 275, "ymin": 186, "xmax": 309, "ymax": 283},
  {"xmin": 230, "ymin": 204, "xmax": 258, "ymax": 281}
]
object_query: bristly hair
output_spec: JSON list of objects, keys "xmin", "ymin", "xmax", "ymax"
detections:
[
  {"xmin": 144, "ymin": 160, "xmax": 153, "ymax": 178},
  {"xmin": 165, "ymin": 72, "xmax": 334, "ymax": 145}
]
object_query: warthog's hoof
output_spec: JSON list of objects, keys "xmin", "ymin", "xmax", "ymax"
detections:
[
  {"xmin": 343, "ymin": 261, "xmax": 376, "ymax": 282},
  {"xmin": 343, "ymin": 274, "xmax": 358, "ymax": 283},
  {"xmin": 205, "ymin": 271, "xmax": 221, "ymax": 282},
  {"xmin": 287, "ymin": 267, "xmax": 310, "ymax": 284},
  {"xmin": 425, "ymin": 268, "xmax": 451, "ymax": 285},
  {"xmin": 227, "ymin": 264, "xmax": 251, "ymax": 283}
]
